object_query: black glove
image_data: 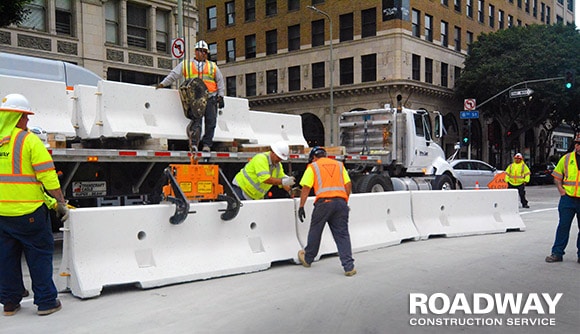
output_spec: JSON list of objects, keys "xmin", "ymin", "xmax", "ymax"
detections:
[
  {"xmin": 217, "ymin": 95, "xmax": 225, "ymax": 109},
  {"xmin": 298, "ymin": 207, "xmax": 306, "ymax": 223}
]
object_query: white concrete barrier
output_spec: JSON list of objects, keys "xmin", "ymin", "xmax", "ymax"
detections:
[
  {"xmin": 248, "ymin": 110, "xmax": 308, "ymax": 147},
  {"xmin": 71, "ymin": 84, "xmax": 98, "ymax": 138},
  {"xmin": 410, "ymin": 189, "xmax": 525, "ymax": 239},
  {"xmin": 0, "ymin": 75, "xmax": 75, "ymax": 136},
  {"xmin": 214, "ymin": 97, "xmax": 258, "ymax": 143}
]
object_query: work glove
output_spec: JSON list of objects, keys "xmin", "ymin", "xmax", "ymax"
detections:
[
  {"xmin": 298, "ymin": 207, "xmax": 306, "ymax": 223},
  {"xmin": 217, "ymin": 95, "xmax": 225, "ymax": 109},
  {"xmin": 56, "ymin": 202, "xmax": 70, "ymax": 222},
  {"xmin": 282, "ymin": 176, "xmax": 295, "ymax": 187}
]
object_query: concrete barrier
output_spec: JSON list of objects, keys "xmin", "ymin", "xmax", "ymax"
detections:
[
  {"xmin": 410, "ymin": 189, "xmax": 525, "ymax": 239},
  {"xmin": 214, "ymin": 97, "xmax": 258, "ymax": 143},
  {"xmin": 248, "ymin": 110, "xmax": 308, "ymax": 147},
  {"xmin": 71, "ymin": 84, "xmax": 98, "ymax": 138}
]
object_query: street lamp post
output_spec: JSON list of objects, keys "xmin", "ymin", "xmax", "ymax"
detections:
[{"xmin": 307, "ymin": 5, "xmax": 334, "ymax": 146}]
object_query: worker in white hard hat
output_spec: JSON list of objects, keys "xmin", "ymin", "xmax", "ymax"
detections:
[
  {"xmin": 231, "ymin": 141, "xmax": 295, "ymax": 200},
  {"xmin": 505, "ymin": 152, "xmax": 531, "ymax": 208},
  {"xmin": 157, "ymin": 40, "xmax": 225, "ymax": 152},
  {"xmin": 0, "ymin": 94, "xmax": 68, "ymax": 316}
]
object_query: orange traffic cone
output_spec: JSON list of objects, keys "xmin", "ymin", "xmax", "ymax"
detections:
[{"xmin": 475, "ymin": 181, "xmax": 480, "ymax": 190}]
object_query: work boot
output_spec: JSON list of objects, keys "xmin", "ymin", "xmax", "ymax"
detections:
[
  {"xmin": 523, "ymin": 204, "xmax": 530, "ymax": 208},
  {"xmin": 345, "ymin": 269, "xmax": 357, "ymax": 277},
  {"xmin": 202, "ymin": 145, "xmax": 211, "ymax": 152},
  {"xmin": 297, "ymin": 250, "xmax": 310, "ymax": 268},
  {"xmin": 22, "ymin": 289, "xmax": 29, "ymax": 297},
  {"xmin": 37, "ymin": 300, "xmax": 61, "ymax": 316},
  {"xmin": 545, "ymin": 254, "xmax": 563, "ymax": 263},
  {"xmin": 3, "ymin": 303, "xmax": 21, "ymax": 316}
]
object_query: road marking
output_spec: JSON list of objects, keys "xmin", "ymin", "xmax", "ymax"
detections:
[{"xmin": 519, "ymin": 207, "xmax": 557, "ymax": 215}]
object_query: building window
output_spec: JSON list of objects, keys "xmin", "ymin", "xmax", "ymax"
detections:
[
  {"xmin": 105, "ymin": 0, "xmax": 119, "ymax": 44},
  {"xmin": 361, "ymin": 8, "xmax": 376, "ymax": 38},
  {"xmin": 489, "ymin": 4, "xmax": 495, "ymax": 28},
  {"xmin": 312, "ymin": 19, "xmax": 325, "ymax": 47},
  {"xmin": 517, "ymin": 0, "xmax": 522, "ymax": 8},
  {"xmin": 478, "ymin": 0, "xmax": 484, "ymax": 23},
  {"xmin": 339, "ymin": 13, "xmax": 354, "ymax": 42},
  {"xmin": 246, "ymin": 73, "xmax": 257, "ymax": 97},
  {"xmin": 466, "ymin": 0, "xmax": 473, "ymax": 18},
  {"xmin": 266, "ymin": 69, "xmax": 278, "ymax": 94},
  {"xmin": 567, "ymin": 0, "xmax": 573, "ymax": 11},
  {"xmin": 540, "ymin": 3, "xmax": 545, "ymax": 22},
  {"xmin": 441, "ymin": 62, "xmax": 449, "ymax": 87},
  {"xmin": 226, "ymin": 1, "xmax": 235, "ymax": 26},
  {"xmin": 454, "ymin": 0, "xmax": 461, "ymax": 12},
  {"xmin": 467, "ymin": 31, "xmax": 474, "ymax": 52},
  {"xmin": 266, "ymin": 0, "xmax": 277, "ymax": 16},
  {"xmin": 127, "ymin": 3, "xmax": 148, "ymax": 49},
  {"xmin": 266, "ymin": 29, "xmax": 278, "ymax": 55},
  {"xmin": 245, "ymin": 34, "xmax": 256, "ymax": 59},
  {"xmin": 226, "ymin": 39, "xmax": 236, "ymax": 63},
  {"xmin": 533, "ymin": 0, "xmax": 538, "ymax": 17},
  {"xmin": 340, "ymin": 57, "xmax": 354, "ymax": 85},
  {"xmin": 207, "ymin": 6, "xmax": 217, "ymax": 30},
  {"xmin": 226, "ymin": 76, "xmax": 237, "ymax": 97},
  {"xmin": 545, "ymin": 6, "xmax": 550, "ymax": 24},
  {"xmin": 312, "ymin": 62, "xmax": 325, "ymax": 89},
  {"xmin": 425, "ymin": 58, "xmax": 433, "ymax": 83},
  {"xmin": 454, "ymin": 66, "xmax": 462, "ymax": 86},
  {"xmin": 20, "ymin": 0, "xmax": 46, "ymax": 31},
  {"xmin": 288, "ymin": 0, "xmax": 300, "ymax": 11},
  {"xmin": 208, "ymin": 43, "xmax": 217, "ymax": 62},
  {"xmin": 424, "ymin": 14, "xmax": 433, "ymax": 42},
  {"xmin": 454, "ymin": 26, "xmax": 461, "ymax": 51},
  {"xmin": 56, "ymin": 0, "xmax": 73, "ymax": 36},
  {"xmin": 156, "ymin": 10, "xmax": 169, "ymax": 53},
  {"xmin": 288, "ymin": 24, "xmax": 300, "ymax": 51},
  {"xmin": 288, "ymin": 66, "xmax": 301, "ymax": 91},
  {"xmin": 245, "ymin": 0, "xmax": 256, "ymax": 22},
  {"xmin": 361, "ymin": 54, "xmax": 377, "ymax": 82},
  {"xmin": 412, "ymin": 9, "xmax": 421, "ymax": 38},
  {"xmin": 412, "ymin": 54, "xmax": 421, "ymax": 81},
  {"xmin": 441, "ymin": 21, "xmax": 448, "ymax": 47},
  {"xmin": 498, "ymin": 10, "xmax": 504, "ymax": 29},
  {"xmin": 508, "ymin": 14, "xmax": 513, "ymax": 27},
  {"xmin": 525, "ymin": 0, "xmax": 530, "ymax": 13},
  {"xmin": 441, "ymin": 0, "xmax": 448, "ymax": 6}
]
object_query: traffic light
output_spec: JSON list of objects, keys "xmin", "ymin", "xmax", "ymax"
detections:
[
  {"xmin": 564, "ymin": 70, "xmax": 574, "ymax": 89},
  {"xmin": 462, "ymin": 127, "xmax": 469, "ymax": 146}
]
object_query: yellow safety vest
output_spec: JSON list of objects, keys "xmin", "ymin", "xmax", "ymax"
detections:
[
  {"xmin": 310, "ymin": 158, "xmax": 349, "ymax": 202},
  {"xmin": 505, "ymin": 161, "xmax": 530, "ymax": 186},
  {"xmin": 234, "ymin": 152, "xmax": 285, "ymax": 200},
  {"xmin": 182, "ymin": 60, "xmax": 218, "ymax": 93},
  {"xmin": 0, "ymin": 128, "xmax": 61, "ymax": 216},
  {"xmin": 552, "ymin": 152, "xmax": 580, "ymax": 197}
]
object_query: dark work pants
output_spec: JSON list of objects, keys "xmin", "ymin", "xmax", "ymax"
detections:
[
  {"xmin": 508, "ymin": 183, "xmax": 528, "ymax": 206},
  {"xmin": 187, "ymin": 96, "xmax": 218, "ymax": 149},
  {"xmin": 304, "ymin": 198, "xmax": 355, "ymax": 272},
  {"xmin": 0, "ymin": 205, "xmax": 58, "ymax": 310}
]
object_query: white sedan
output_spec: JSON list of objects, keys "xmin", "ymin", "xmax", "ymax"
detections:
[{"xmin": 449, "ymin": 159, "xmax": 503, "ymax": 189}]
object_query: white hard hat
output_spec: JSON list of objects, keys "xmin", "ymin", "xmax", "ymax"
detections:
[
  {"xmin": 0, "ymin": 93, "xmax": 34, "ymax": 115},
  {"xmin": 271, "ymin": 141, "xmax": 290, "ymax": 161},
  {"xmin": 194, "ymin": 40, "xmax": 209, "ymax": 51},
  {"xmin": 514, "ymin": 153, "xmax": 523, "ymax": 159}
]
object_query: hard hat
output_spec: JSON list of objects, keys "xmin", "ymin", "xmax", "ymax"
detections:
[
  {"xmin": 308, "ymin": 146, "xmax": 327, "ymax": 163},
  {"xmin": 0, "ymin": 94, "xmax": 34, "ymax": 115},
  {"xmin": 271, "ymin": 141, "xmax": 289, "ymax": 161},
  {"xmin": 194, "ymin": 40, "xmax": 209, "ymax": 51},
  {"xmin": 514, "ymin": 153, "xmax": 523, "ymax": 159}
]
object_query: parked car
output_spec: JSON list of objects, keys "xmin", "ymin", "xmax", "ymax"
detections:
[
  {"xmin": 530, "ymin": 162, "xmax": 556, "ymax": 185},
  {"xmin": 449, "ymin": 159, "xmax": 503, "ymax": 189}
]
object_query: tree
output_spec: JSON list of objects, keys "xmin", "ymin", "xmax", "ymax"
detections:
[
  {"xmin": 455, "ymin": 24, "xmax": 580, "ymax": 162},
  {"xmin": 0, "ymin": 0, "xmax": 33, "ymax": 28}
]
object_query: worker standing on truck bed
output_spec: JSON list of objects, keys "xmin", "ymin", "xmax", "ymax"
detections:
[
  {"xmin": 0, "ymin": 94, "xmax": 69, "ymax": 316},
  {"xmin": 157, "ymin": 40, "xmax": 225, "ymax": 152},
  {"xmin": 231, "ymin": 141, "xmax": 295, "ymax": 200},
  {"xmin": 297, "ymin": 147, "xmax": 356, "ymax": 276}
]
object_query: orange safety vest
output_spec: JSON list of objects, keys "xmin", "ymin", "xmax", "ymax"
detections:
[
  {"xmin": 310, "ymin": 157, "xmax": 348, "ymax": 202},
  {"xmin": 182, "ymin": 60, "xmax": 218, "ymax": 93},
  {"xmin": 552, "ymin": 152, "xmax": 580, "ymax": 197}
]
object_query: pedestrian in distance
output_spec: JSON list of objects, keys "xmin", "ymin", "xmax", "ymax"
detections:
[
  {"xmin": 545, "ymin": 133, "xmax": 580, "ymax": 263},
  {"xmin": 157, "ymin": 40, "xmax": 225, "ymax": 153},
  {"xmin": 297, "ymin": 147, "xmax": 356, "ymax": 276},
  {"xmin": 505, "ymin": 153, "xmax": 531, "ymax": 208},
  {"xmin": 231, "ymin": 141, "xmax": 295, "ymax": 200},
  {"xmin": 0, "ymin": 94, "xmax": 69, "ymax": 316}
]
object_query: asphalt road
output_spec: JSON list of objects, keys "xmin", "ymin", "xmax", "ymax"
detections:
[{"xmin": 2, "ymin": 185, "xmax": 578, "ymax": 334}]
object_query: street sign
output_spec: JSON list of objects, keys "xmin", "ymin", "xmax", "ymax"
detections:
[
  {"xmin": 464, "ymin": 98, "xmax": 476, "ymax": 111},
  {"xmin": 171, "ymin": 38, "xmax": 185, "ymax": 59},
  {"xmin": 509, "ymin": 88, "xmax": 534, "ymax": 98},
  {"xmin": 460, "ymin": 111, "xmax": 479, "ymax": 119}
]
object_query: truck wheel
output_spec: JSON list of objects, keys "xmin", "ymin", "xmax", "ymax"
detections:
[
  {"xmin": 432, "ymin": 174, "xmax": 455, "ymax": 190},
  {"xmin": 357, "ymin": 174, "xmax": 394, "ymax": 193}
]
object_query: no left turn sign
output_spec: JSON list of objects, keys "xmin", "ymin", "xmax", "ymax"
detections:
[
  {"xmin": 464, "ymin": 98, "xmax": 476, "ymax": 111},
  {"xmin": 171, "ymin": 38, "xmax": 185, "ymax": 59}
]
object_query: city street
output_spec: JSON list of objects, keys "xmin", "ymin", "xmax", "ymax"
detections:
[{"xmin": 2, "ymin": 185, "xmax": 578, "ymax": 334}]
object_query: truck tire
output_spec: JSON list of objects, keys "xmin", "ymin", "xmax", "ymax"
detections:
[
  {"xmin": 357, "ymin": 174, "xmax": 394, "ymax": 193},
  {"xmin": 432, "ymin": 174, "xmax": 455, "ymax": 190}
]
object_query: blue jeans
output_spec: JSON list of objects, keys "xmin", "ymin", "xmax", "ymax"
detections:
[
  {"xmin": 304, "ymin": 198, "xmax": 355, "ymax": 272},
  {"xmin": 187, "ymin": 96, "xmax": 218, "ymax": 149},
  {"xmin": 0, "ymin": 205, "xmax": 59, "ymax": 310},
  {"xmin": 551, "ymin": 195, "xmax": 580, "ymax": 257}
]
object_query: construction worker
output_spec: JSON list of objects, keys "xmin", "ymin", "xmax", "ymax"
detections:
[
  {"xmin": 297, "ymin": 147, "xmax": 356, "ymax": 276},
  {"xmin": 231, "ymin": 141, "xmax": 295, "ymax": 200},
  {"xmin": 157, "ymin": 40, "xmax": 225, "ymax": 152},
  {"xmin": 545, "ymin": 133, "xmax": 580, "ymax": 263},
  {"xmin": 505, "ymin": 153, "xmax": 531, "ymax": 208},
  {"xmin": 0, "ymin": 94, "xmax": 68, "ymax": 316}
]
